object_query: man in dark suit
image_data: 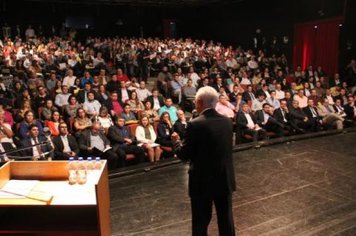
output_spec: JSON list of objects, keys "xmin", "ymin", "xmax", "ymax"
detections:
[
  {"xmin": 242, "ymin": 85, "xmax": 256, "ymax": 103},
  {"xmin": 146, "ymin": 88, "xmax": 165, "ymax": 110},
  {"xmin": 274, "ymin": 99, "xmax": 299, "ymax": 134},
  {"xmin": 76, "ymin": 82, "xmax": 98, "ymax": 104},
  {"xmin": 255, "ymin": 103, "xmax": 284, "ymax": 137},
  {"xmin": 53, "ymin": 122, "xmax": 79, "ymax": 160},
  {"xmin": 173, "ymin": 109, "xmax": 188, "ymax": 139},
  {"xmin": 173, "ymin": 86, "xmax": 236, "ymax": 236},
  {"xmin": 303, "ymin": 99, "xmax": 323, "ymax": 132},
  {"xmin": 344, "ymin": 96, "xmax": 356, "ymax": 121},
  {"xmin": 108, "ymin": 117, "xmax": 145, "ymax": 166},
  {"xmin": 78, "ymin": 122, "xmax": 121, "ymax": 170},
  {"xmin": 18, "ymin": 124, "xmax": 53, "ymax": 160},
  {"xmin": 237, "ymin": 103, "xmax": 267, "ymax": 146},
  {"xmin": 289, "ymin": 100, "xmax": 313, "ymax": 132}
]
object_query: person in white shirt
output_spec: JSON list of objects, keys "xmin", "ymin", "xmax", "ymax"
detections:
[
  {"xmin": 135, "ymin": 116, "xmax": 162, "ymax": 162},
  {"xmin": 62, "ymin": 69, "xmax": 77, "ymax": 87},
  {"xmin": 266, "ymin": 90, "xmax": 281, "ymax": 109},
  {"xmin": 275, "ymin": 83, "xmax": 285, "ymax": 100},
  {"xmin": 136, "ymin": 81, "xmax": 152, "ymax": 102},
  {"xmin": 187, "ymin": 67, "xmax": 200, "ymax": 88},
  {"xmin": 55, "ymin": 85, "xmax": 71, "ymax": 108},
  {"xmin": 83, "ymin": 91, "xmax": 102, "ymax": 117},
  {"xmin": 252, "ymin": 94, "xmax": 266, "ymax": 112}
]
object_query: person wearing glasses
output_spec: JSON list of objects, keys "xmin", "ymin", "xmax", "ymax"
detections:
[{"xmin": 53, "ymin": 122, "xmax": 79, "ymax": 160}]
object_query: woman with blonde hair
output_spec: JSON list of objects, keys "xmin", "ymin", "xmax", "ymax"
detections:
[{"xmin": 135, "ymin": 116, "xmax": 162, "ymax": 162}]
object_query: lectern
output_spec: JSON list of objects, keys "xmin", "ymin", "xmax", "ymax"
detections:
[{"xmin": 0, "ymin": 160, "xmax": 111, "ymax": 236}]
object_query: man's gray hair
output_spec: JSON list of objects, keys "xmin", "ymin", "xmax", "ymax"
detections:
[{"xmin": 196, "ymin": 86, "xmax": 219, "ymax": 108}]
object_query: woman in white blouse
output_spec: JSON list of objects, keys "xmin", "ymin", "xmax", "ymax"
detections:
[{"xmin": 135, "ymin": 116, "xmax": 162, "ymax": 162}]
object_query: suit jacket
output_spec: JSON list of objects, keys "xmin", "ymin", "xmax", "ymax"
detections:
[
  {"xmin": 53, "ymin": 135, "xmax": 79, "ymax": 160},
  {"xmin": 274, "ymin": 108, "xmax": 291, "ymax": 124},
  {"xmin": 78, "ymin": 129, "xmax": 111, "ymax": 152},
  {"xmin": 18, "ymin": 135, "xmax": 52, "ymax": 159},
  {"xmin": 242, "ymin": 91, "xmax": 254, "ymax": 102},
  {"xmin": 175, "ymin": 108, "xmax": 236, "ymax": 197},
  {"xmin": 236, "ymin": 111, "xmax": 257, "ymax": 130},
  {"xmin": 76, "ymin": 89, "xmax": 99, "ymax": 104},
  {"xmin": 173, "ymin": 120, "xmax": 187, "ymax": 139},
  {"xmin": 344, "ymin": 104, "xmax": 355, "ymax": 120},
  {"xmin": 147, "ymin": 95, "xmax": 165, "ymax": 109},
  {"xmin": 107, "ymin": 125, "xmax": 136, "ymax": 149},
  {"xmin": 303, "ymin": 106, "xmax": 321, "ymax": 120},
  {"xmin": 289, "ymin": 107, "xmax": 307, "ymax": 121},
  {"xmin": 254, "ymin": 110, "xmax": 281, "ymax": 127}
]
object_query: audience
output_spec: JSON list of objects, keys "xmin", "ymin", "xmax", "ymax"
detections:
[{"xmin": 0, "ymin": 32, "xmax": 354, "ymax": 169}]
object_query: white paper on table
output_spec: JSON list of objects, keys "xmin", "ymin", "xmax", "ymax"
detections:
[{"xmin": 0, "ymin": 180, "xmax": 39, "ymax": 198}]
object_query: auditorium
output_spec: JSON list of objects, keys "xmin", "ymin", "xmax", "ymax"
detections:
[{"xmin": 0, "ymin": 0, "xmax": 355, "ymax": 235}]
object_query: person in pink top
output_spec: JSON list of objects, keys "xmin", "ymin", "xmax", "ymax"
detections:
[{"xmin": 215, "ymin": 95, "xmax": 236, "ymax": 119}]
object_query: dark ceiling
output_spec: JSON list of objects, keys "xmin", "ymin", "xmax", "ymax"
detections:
[{"xmin": 24, "ymin": 0, "xmax": 245, "ymax": 7}]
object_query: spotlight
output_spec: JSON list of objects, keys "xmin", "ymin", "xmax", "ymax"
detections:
[
  {"xmin": 339, "ymin": 24, "xmax": 343, "ymax": 27},
  {"xmin": 314, "ymin": 25, "xmax": 318, "ymax": 29}
]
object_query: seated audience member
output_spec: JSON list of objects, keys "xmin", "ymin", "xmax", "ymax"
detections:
[
  {"xmin": 233, "ymin": 93, "xmax": 246, "ymax": 112},
  {"xmin": 157, "ymin": 66, "xmax": 173, "ymax": 97},
  {"xmin": 159, "ymin": 98, "xmax": 178, "ymax": 124},
  {"xmin": 62, "ymin": 69, "xmax": 77, "ymax": 87},
  {"xmin": 256, "ymin": 84, "xmax": 271, "ymax": 99},
  {"xmin": 16, "ymin": 100, "xmax": 33, "ymax": 122},
  {"xmin": 118, "ymin": 80, "xmax": 131, "ymax": 104},
  {"xmin": 73, "ymin": 108, "xmax": 92, "ymax": 136},
  {"xmin": 237, "ymin": 103, "xmax": 267, "ymax": 146},
  {"xmin": 334, "ymin": 88, "xmax": 348, "ymax": 106},
  {"xmin": 173, "ymin": 109, "xmax": 188, "ymax": 139},
  {"xmin": 97, "ymin": 106, "xmax": 113, "ymax": 131},
  {"xmin": 64, "ymin": 95, "xmax": 81, "ymax": 119},
  {"xmin": 18, "ymin": 124, "xmax": 52, "ymax": 160},
  {"xmin": 293, "ymin": 89, "xmax": 308, "ymax": 108},
  {"xmin": 0, "ymin": 114, "xmax": 15, "ymax": 160},
  {"xmin": 33, "ymin": 85, "xmax": 50, "ymax": 111},
  {"xmin": 79, "ymin": 121, "xmax": 121, "ymax": 169},
  {"xmin": 46, "ymin": 111, "xmax": 62, "ymax": 137},
  {"xmin": 121, "ymin": 103, "xmax": 138, "ymax": 124},
  {"xmin": 266, "ymin": 90, "xmax": 280, "ymax": 109},
  {"xmin": 142, "ymin": 101, "xmax": 160, "ymax": 124},
  {"xmin": 108, "ymin": 117, "xmax": 145, "ymax": 165},
  {"xmin": 116, "ymin": 68, "xmax": 130, "ymax": 83},
  {"xmin": 242, "ymin": 85, "xmax": 256, "ymax": 103},
  {"xmin": 309, "ymin": 89, "xmax": 322, "ymax": 107},
  {"xmin": 317, "ymin": 98, "xmax": 344, "ymax": 130},
  {"xmin": 136, "ymin": 81, "xmax": 152, "ymax": 102},
  {"xmin": 324, "ymin": 89, "xmax": 335, "ymax": 105},
  {"xmin": 229, "ymin": 84, "xmax": 242, "ymax": 105},
  {"xmin": 126, "ymin": 91, "xmax": 144, "ymax": 115},
  {"xmin": 289, "ymin": 100, "xmax": 313, "ymax": 132},
  {"xmin": 303, "ymin": 99, "xmax": 323, "ymax": 132},
  {"xmin": 215, "ymin": 95, "xmax": 236, "ymax": 119},
  {"xmin": 183, "ymin": 79, "xmax": 197, "ymax": 99},
  {"xmin": 274, "ymin": 99, "xmax": 299, "ymax": 134},
  {"xmin": 135, "ymin": 116, "xmax": 162, "ymax": 162},
  {"xmin": 42, "ymin": 99, "xmax": 58, "ymax": 121},
  {"xmin": 343, "ymin": 96, "xmax": 356, "ymax": 121},
  {"xmin": 170, "ymin": 73, "xmax": 184, "ymax": 103},
  {"xmin": 275, "ymin": 83, "xmax": 285, "ymax": 100},
  {"xmin": 97, "ymin": 84, "xmax": 111, "ymax": 104},
  {"xmin": 105, "ymin": 91, "xmax": 123, "ymax": 118},
  {"xmin": 83, "ymin": 91, "xmax": 101, "ymax": 118},
  {"xmin": 255, "ymin": 103, "xmax": 284, "ymax": 137},
  {"xmin": 0, "ymin": 105, "xmax": 14, "ymax": 127},
  {"xmin": 55, "ymin": 85, "xmax": 71, "ymax": 108},
  {"xmin": 333, "ymin": 99, "xmax": 347, "ymax": 118},
  {"xmin": 106, "ymin": 75, "xmax": 120, "ymax": 93},
  {"xmin": 284, "ymin": 91, "xmax": 294, "ymax": 109},
  {"xmin": 77, "ymin": 82, "xmax": 97, "ymax": 104},
  {"xmin": 53, "ymin": 122, "xmax": 79, "ymax": 160},
  {"xmin": 19, "ymin": 111, "xmax": 44, "ymax": 139},
  {"xmin": 147, "ymin": 88, "xmax": 165, "ymax": 111},
  {"xmin": 156, "ymin": 112, "xmax": 177, "ymax": 149},
  {"xmin": 15, "ymin": 88, "xmax": 32, "ymax": 109},
  {"xmin": 252, "ymin": 93, "xmax": 266, "ymax": 112},
  {"xmin": 80, "ymin": 71, "xmax": 94, "ymax": 88}
]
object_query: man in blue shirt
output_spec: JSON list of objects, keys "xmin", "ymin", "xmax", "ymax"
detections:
[{"xmin": 159, "ymin": 98, "xmax": 178, "ymax": 123}]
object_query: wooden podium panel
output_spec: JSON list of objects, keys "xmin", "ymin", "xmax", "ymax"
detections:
[{"xmin": 0, "ymin": 161, "xmax": 111, "ymax": 236}]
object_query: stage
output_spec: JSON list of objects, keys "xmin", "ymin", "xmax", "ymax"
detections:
[{"xmin": 109, "ymin": 132, "xmax": 356, "ymax": 235}]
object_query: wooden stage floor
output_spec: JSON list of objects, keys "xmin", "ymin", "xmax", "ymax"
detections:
[{"xmin": 109, "ymin": 132, "xmax": 356, "ymax": 235}]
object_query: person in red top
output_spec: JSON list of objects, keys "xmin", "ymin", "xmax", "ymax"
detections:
[{"xmin": 116, "ymin": 68, "xmax": 129, "ymax": 82}]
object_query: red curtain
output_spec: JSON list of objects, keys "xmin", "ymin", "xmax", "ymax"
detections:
[{"xmin": 293, "ymin": 17, "xmax": 344, "ymax": 76}]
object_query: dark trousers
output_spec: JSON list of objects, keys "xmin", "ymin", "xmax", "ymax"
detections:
[{"xmin": 191, "ymin": 194, "xmax": 235, "ymax": 236}]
